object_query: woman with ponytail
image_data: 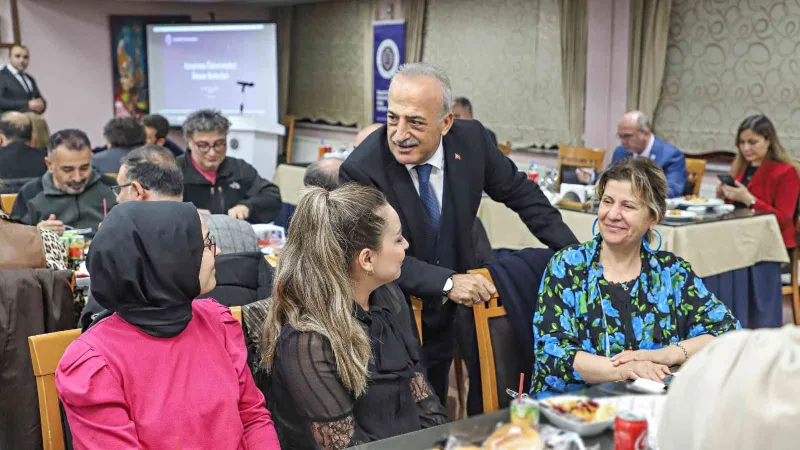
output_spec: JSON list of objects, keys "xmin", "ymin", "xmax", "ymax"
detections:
[{"xmin": 261, "ymin": 183, "xmax": 448, "ymax": 449}]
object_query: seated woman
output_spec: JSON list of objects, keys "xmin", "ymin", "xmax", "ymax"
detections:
[
  {"xmin": 532, "ymin": 158, "xmax": 740, "ymax": 396},
  {"xmin": 261, "ymin": 184, "xmax": 448, "ymax": 449},
  {"xmin": 717, "ymin": 114, "xmax": 800, "ymax": 251},
  {"xmin": 56, "ymin": 201, "xmax": 280, "ymax": 449}
]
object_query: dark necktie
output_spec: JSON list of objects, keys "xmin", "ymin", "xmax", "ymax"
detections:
[
  {"xmin": 19, "ymin": 73, "xmax": 30, "ymax": 94},
  {"xmin": 415, "ymin": 163, "xmax": 440, "ymax": 244}
]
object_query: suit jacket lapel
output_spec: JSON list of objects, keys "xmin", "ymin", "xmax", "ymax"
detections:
[
  {"xmin": 385, "ymin": 158, "xmax": 427, "ymax": 259},
  {"xmin": 442, "ymin": 133, "xmax": 472, "ymax": 265}
]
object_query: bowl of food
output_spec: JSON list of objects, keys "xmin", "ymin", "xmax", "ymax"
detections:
[
  {"xmin": 677, "ymin": 196, "xmax": 724, "ymax": 208},
  {"xmin": 539, "ymin": 396, "xmax": 616, "ymax": 436}
]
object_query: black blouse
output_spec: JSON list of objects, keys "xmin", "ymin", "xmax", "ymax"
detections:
[{"xmin": 268, "ymin": 283, "xmax": 449, "ymax": 449}]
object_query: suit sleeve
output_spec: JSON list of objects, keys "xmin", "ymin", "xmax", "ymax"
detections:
[
  {"xmin": 0, "ymin": 77, "xmax": 29, "ymax": 112},
  {"xmin": 663, "ymin": 147, "xmax": 688, "ymax": 198},
  {"xmin": 481, "ymin": 127, "xmax": 579, "ymax": 250},
  {"xmin": 29, "ymin": 76, "xmax": 46, "ymax": 112},
  {"xmin": 239, "ymin": 162, "xmax": 282, "ymax": 224},
  {"xmin": 340, "ymin": 161, "xmax": 455, "ymax": 297}
]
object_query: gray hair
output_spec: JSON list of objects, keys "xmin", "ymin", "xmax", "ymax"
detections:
[
  {"xmin": 393, "ymin": 63, "xmax": 453, "ymax": 120},
  {"xmin": 182, "ymin": 109, "xmax": 231, "ymax": 139},
  {"xmin": 635, "ymin": 113, "xmax": 651, "ymax": 132}
]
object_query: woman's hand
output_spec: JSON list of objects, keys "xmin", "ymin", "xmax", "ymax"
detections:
[
  {"xmin": 721, "ymin": 181, "xmax": 755, "ymax": 206},
  {"xmin": 611, "ymin": 346, "xmax": 683, "ymax": 367},
  {"xmin": 616, "ymin": 360, "xmax": 671, "ymax": 382},
  {"xmin": 715, "ymin": 182, "xmax": 725, "ymax": 200}
]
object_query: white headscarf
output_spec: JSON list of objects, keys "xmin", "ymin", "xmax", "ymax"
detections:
[{"xmin": 659, "ymin": 326, "xmax": 800, "ymax": 450}]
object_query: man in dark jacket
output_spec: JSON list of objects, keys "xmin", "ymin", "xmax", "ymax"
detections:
[
  {"xmin": 142, "ymin": 113, "xmax": 184, "ymax": 157},
  {"xmin": 79, "ymin": 144, "xmax": 273, "ymax": 329},
  {"xmin": 0, "ymin": 111, "xmax": 47, "ymax": 192},
  {"xmin": 92, "ymin": 116, "xmax": 147, "ymax": 174},
  {"xmin": 177, "ymin": 109, "xmax": 282, "ymax": 224},
  {"xmin": 11, "ymin": 129, "xmax": 116, "ymax": 235}
]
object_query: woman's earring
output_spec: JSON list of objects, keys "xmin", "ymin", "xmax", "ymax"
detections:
[
  {"xmin": 592, "ymin": 218, "xmax": 599, "ymax": 237},
  {"xmin": 366, "ymin": 268, "xmax": 375, "ymax": 277},
  {"xmin": 642, "ymin": 229, "xmax": 662, "ymax": 252}
]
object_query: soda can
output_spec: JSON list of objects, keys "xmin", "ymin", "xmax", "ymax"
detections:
[
  {"xmin": 509, "ymin": 395, "xmax": 539, "ymax": 427},
  {"xmin": 614, "ymin": 412, "xmax": 648, "ymax": 450}
]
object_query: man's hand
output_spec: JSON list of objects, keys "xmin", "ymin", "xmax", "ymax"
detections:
[
  {"xmin": 576, "ymin": 168, "xmax": 595, "ymax": 184},
  {"xmin": 38, "ymin": 214, "xmax": 65, "ymax": 235},
  {"xmin": 228, "ymin": 204, "xmax": 250, "ymax": 220},
  {"xmin": 447, "ymin": 273, "xmax": 496, "ymax": 306},
  {"xmin": 28, "ymin": 98, "xmax": 44, "ymax": 113}
]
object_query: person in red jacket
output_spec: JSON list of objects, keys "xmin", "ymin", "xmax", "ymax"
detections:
[{"xmin": 717, "ymin": 114, "xmax": 800, "ymax": 251}]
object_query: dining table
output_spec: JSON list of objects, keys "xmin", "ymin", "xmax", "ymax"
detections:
[{"xmin": 351, "ymin": 383, "xmax": 667, "ymax": 450}]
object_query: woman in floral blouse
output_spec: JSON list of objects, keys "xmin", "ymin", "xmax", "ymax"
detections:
[{"xmin": 532, "ymin": 158, "xmax": 740, "ymax": 396}]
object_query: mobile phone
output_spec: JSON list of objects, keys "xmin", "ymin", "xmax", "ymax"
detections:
[{"xmin": 717, "ymin": 174, "xmax": 737, "ymax": 187}]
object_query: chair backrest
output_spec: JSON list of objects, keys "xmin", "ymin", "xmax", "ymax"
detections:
[
  {"xmin": 283, "ymin": 115, "xmax": 296, "ymax": 163},
  {"xmin": 684, "ymin": 158, "xmax": 706, "ymax": 196},
  {"xmin": 230, "ymin": 305, "xmax": 243, "ymax": 324},
  {"xmin": 556, "ymin": 146, "xmax": 605, "ymax": 190},
  {"xmin": 409, "ymin": 296, "xmax": 423, "ymax": 344},
  {"xmin": 28, "ymin": 329, "xmax": 81, "ymax": 450},
  {"xmin": 1, "ymin": 193, "xmax": 17, "ymax": 213},
  {"xmin": 498, "ymin": 142, "xmax": 511, "ymax": 156},
  {"xmin": 470, "ymin": 267, "xmax": 522, "ymax": 413}
]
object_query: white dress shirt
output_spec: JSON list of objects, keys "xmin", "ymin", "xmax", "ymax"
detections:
[
  {"xmin": 6, "ymin": 64, "xmax": 31, "ymax": 93},
  {"xmin": 404, "ymin": 138, "xmax": 445, "ymax": 212},
  {"xmin": 635, "ymin": 134, "xmax": 655, "ymax": 159}
]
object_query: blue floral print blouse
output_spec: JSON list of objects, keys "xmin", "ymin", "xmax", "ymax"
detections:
[{"xmin": 531, "ymin": 236, "xmax": 740, "ymax": 396}]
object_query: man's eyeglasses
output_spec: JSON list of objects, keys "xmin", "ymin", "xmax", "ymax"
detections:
[
  {"xmin": 111, "ymin": 182, "xmax": 149, "ymax": 196},
  {"xmin": 204, "ymin": 232, "xmax": 217, "ymax": 255},
  {"xmin": 192, "ymin": 139, "xmax": 227, "ymax": 153}
]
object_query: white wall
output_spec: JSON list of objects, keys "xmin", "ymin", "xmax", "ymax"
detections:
[{"xmin": 0, "ymin": 0, "xmax": 272, "ymax": 146}]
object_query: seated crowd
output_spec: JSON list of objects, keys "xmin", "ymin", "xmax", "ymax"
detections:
[{"xmin": 1, "ymin": 61, "xmax": 797, "ymax": 449}]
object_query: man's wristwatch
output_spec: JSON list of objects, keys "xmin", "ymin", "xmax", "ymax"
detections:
[{"xmin": 442, "ymin": 276, "xmax": 454, "ymax": 297}]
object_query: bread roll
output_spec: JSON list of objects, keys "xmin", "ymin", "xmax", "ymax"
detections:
[{"xmin": 483, "ymin": 423, "xmax": 542, "ymax": 450}]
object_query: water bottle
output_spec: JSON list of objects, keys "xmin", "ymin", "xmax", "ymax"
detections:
[{"xmin": 527, "ymin": 160, "xmax": 539, "ymax": 183}]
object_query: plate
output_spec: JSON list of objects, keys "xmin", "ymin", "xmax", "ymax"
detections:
[
  {"xmin": 540, "ymin": 396, "xmax": 614, "ymax": 437},
  {"xmin": 663, "ymin": 210, "xmax": 697, "ymax": 221},
  {"xmin": 676, "ymin": 197, "xmax": 724, "ymax": 208}
]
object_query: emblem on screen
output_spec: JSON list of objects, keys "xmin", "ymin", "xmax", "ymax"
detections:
[
  {"xmin": 165, "ymin": 34, "xmax": 173, "ymax": 46},
  {"xmin": 375, "ymin": 39, "xmax": 400, "ymax": 79}
]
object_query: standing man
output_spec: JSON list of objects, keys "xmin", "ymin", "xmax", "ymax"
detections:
[
  {"xmin": 340, "ymin": 63, "xmax": 578, "ymax": 407},
  {"xmin": 0, "ymin": 45, "xmax": 45, "ymax": 114}
]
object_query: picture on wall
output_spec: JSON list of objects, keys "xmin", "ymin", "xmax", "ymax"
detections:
[{"xmin": 110, "ymin": 15, "xmax": 189, "ymax": 117}]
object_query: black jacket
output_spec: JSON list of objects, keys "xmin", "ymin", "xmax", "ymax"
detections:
[
  {"xmin": 79, "ymin": 251, "xmax": 274, "ymax": 330},
  {"xmin": 340, "ymin": 120, "xmax": 577, "ymax": 300},
  {"xmin": 0, "ymin": 140, "xmax": 47, "ymax": 192},
  {"xmin": 177, "ymin": 153, "xmax": 282, "ymax": 224},
  {"xmin": 0, "ymin": 66, "xmax": 45, "ymax": 113}
]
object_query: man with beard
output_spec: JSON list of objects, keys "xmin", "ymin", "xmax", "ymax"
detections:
[{"xmin": 11, "ymin": 129, "xmax": 117, "ymax": 236}]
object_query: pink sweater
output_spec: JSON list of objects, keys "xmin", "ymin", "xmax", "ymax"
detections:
[{"xmin": 56, "ymin": 299, "xmax": 280, "ymax": 449}]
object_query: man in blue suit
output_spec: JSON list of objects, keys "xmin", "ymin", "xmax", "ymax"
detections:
[{"xmin": 572, "ymin": 111, "xmax": 687, "ymax": 198}]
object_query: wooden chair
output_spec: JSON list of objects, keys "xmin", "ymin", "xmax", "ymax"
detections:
[
  {"xmin": 409, "ymin": 296, "xmax": 423, "ymax": 344},
  {"xmin": 1, "ymin": 193, "xmax": 17, "ymax": 213},
  {"xmin": 28, "ymin": 328, "xmax": 81, "ymax": 450},
  {"xmin": 684, "ymin": 158, "xmax": 707, "ymax": 196},
  {"xmin": 230, "ymin": 305, "xmax": 243, "ymax": 324},
  {"xmin": 470, "ymin": 267, "xmax": 514, "ymax": 413},
  {"xmin": 556, "ymin": 146, "xmax": 605, "ymax": 190},
  {"xmin": 283, "ymin": 115, "xmax": 296, "ymax": 163},
  {"xmin": 784, "ymin": 216, "xmax": 800, "ymax": 324},
  {"xmin": 498, "ymin": 142, "xmax": 511, "ymax": 156}
]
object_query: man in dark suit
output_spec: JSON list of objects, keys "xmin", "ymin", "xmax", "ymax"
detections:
[
  {"xmin": 0, "ymin": 111, "xmax": 47, "ymax": 193},
  {"xmin": 567, "ymin": 111, "xmax": 688, "ymax": 198},
  {"xmin": 340, "ymin": 63, "xmax": 578, "ymax": 407},
  {"xmin": 452, "ymin": 96, "xmax": 497, "ymax": 146},
  {"xmin": 0, "ymin": 45, "xmax": 45, "ymax": 115}
]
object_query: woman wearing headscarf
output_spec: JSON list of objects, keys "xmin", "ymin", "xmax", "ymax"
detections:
[
  {"xmin": 261, "ymin": 184, "xmax": 448, "ymax": 449},
  {"xmin": 55, "ymin": 201, "xmax": 280, "ymax": 449},
  {"xmin": 659, "ymin": 326, "xmax": 800, "ymax": 449}
]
